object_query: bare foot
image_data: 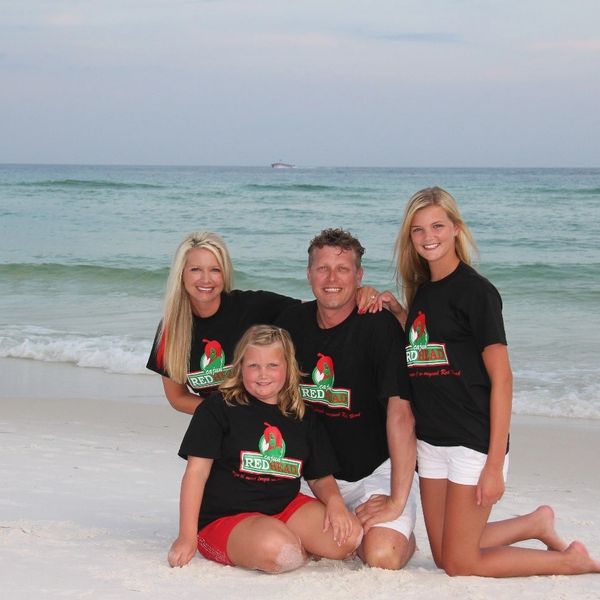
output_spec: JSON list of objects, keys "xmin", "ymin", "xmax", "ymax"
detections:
[
  {"xmin": 564, "ymin": 541, "xmax": 600, "ymax": 574},
  {"xmin": 533, "ymin": 505, "xmax": 568, "ymax": 551}
]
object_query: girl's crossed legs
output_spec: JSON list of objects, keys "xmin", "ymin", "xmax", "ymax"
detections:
[{"xmin": 199, "ymin": 494, "xmax": 362, "ymax": 573}]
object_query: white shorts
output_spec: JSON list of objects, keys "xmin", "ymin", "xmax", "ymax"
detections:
[
  {"xmin": 301, "ymin": 459, "xmax": 418, "ymax": 539},
  {"xmin": 417, "ymin": 440, "xmax": 509, "ymax": 485}
]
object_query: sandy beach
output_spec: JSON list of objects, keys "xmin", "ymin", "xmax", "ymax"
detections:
[{"xmin": 2, "ymin": 357, "xmax": 600, "ymax": 599}]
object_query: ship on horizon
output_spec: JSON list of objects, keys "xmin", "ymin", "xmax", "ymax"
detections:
[{"xmin": 271, "ymin": 161, "xmax": 295, "ymax": 169}]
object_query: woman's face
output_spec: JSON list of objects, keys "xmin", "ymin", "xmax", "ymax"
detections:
[
  {"xmin": 182, "ymin": 247, "xmax": 225, "ymax": 316},
  {"xmin": 409, "ymin": 205, "xmax": 459, "ymax": 269}
]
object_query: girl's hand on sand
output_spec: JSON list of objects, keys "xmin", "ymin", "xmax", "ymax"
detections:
[
  {"xmin": 168, "ymin": 536, "xmax": 198, "ymax": 567},
  {"xmin": 323, "ymin": 495, "xmax": 355, "ymax": 546},
  {"xmin": 476, "ymin": 464, "xmax": 505, "ymax": 507}
]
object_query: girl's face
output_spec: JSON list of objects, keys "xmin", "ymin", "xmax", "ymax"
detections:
[
  {"xmin": 410, "ymin": 205, "xmax": 459, "ymax": 272},
  {"xmin": 241, "ymin": 343, "xmax": 287, "ymax": 405},
  {"xmin": 182, "ymin": 247, "xmax": 224, "ymax": 316}
]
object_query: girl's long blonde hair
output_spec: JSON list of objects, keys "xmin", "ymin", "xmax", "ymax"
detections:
[
  {"xmin": 220, "ymin": 325, "xmax": 305, "ymax": 419},
  {"xmin": 156, "ymin": 231, "xmax": 233, "ymax": 384},
  {"xmin": 394, "ymin": 187, "xmax": 478, "ymax": 309}
]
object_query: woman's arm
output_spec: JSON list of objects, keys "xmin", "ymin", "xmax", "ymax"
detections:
[
  {"xmin": 162, "ymin": 376, "xmax": 203, "ymax": 415},
  {"xmin": 168, "ymin": 456, "xmax": 213, "ymax": 567},
  {"xmin": 372, "ymin": 291, "xmax": 407, "ymax": 327},
  {"xmin": 356, "ymin": 287, "xmax": 408, "ymax": 328},
  {"xmin": 478, "ymin": 343, "xmax": 513, "ymax": 507}
]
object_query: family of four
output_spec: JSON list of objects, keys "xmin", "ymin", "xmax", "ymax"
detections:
[{"xmin": 147, "ymin": 187, "xmax": 600, "ymax": 577}]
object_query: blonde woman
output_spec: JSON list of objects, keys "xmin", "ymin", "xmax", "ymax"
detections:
[
  {"xmin": 147, "ymin": 232, "xmax": 300, "ymax": 414},
  {"xmin": 168, "ymin": 325, "xmax": 362, "ymax": 572}
]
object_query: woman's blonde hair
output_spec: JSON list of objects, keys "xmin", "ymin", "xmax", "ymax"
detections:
[
  {"xmin": 157, "ymin": 231, "xmax": 233, "ymax": 383},
  {"xmin": 220, "ymin": 325, "xmax": 305, "ymax": 419},
  {"xmin": 394, "ymin": 187, "xmax": 478, "ymax": 309}
]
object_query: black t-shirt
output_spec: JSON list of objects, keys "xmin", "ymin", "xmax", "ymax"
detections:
[
  {"xmin": 277, "ymin": 302, "xmax": 410, "ymax": 482},
  {"xmin": 179, "ymin": 392, "xmax": 339, "ymax": 529},
  {"xmin": 405, "ymin": 262, "xmax": 508, "ymax": 454},
  {"xmin": 147, "ymin": 290, "xmax": 299, "ymax": 395}
]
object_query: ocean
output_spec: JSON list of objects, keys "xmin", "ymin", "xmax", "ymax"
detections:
[{"xmin": 1, "ymin": 164, "xmax": 599, "ymax": 420}]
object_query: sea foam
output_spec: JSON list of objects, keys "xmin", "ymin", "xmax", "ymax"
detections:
[{"xmin": 0, "ymin": 326, "xmax": 150, "ymax": 375}]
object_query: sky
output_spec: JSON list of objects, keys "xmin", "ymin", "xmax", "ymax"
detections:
[{"xmin": 2, "ymin": 0, "xmax": 599, "ymax": 167}]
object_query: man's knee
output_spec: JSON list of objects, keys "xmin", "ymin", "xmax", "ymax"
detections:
[{"xmin": 360, "ymin": 530, "xmax": 415, "ymax": 570}]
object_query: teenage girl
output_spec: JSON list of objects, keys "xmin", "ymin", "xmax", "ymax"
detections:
[
  {"xmin": 373, "ymin": 187, "xmax": 600, "ymax": 577},
  {"xmin": 168, "ymin": 324, "xmax": 362, "ymax": 573}
]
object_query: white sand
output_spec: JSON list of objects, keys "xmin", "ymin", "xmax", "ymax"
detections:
[{"xmin": 1, "ymin": 358, "xmax": 600, "ymax": 599}]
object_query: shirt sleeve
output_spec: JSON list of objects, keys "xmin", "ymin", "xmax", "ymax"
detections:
[
  {"xmin": 249, "ymin": 290, "xmax": 301, "ymax": 323},
  {"xmin": 275, "ymin": 302, "xmax": 308, "ymax": 342},
  {"xmin": 466, "ymin": 280, "xmax": 507, "ymax": 350},
  {"xmin": 146, "ymin": 320, "xmax": 168, "ymax": 377},
  {"xmin": 178, "ymin": 394, "xmax": 228, "ymax": 460}
]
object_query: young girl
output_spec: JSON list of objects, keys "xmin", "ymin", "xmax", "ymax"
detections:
[
  {"xmin": 384, "ymin": 186, "xmax": 599, "ymax": 577},
  {"xmin": 168, "ymin": 324, "xmax": 362, "ymax": 573}
]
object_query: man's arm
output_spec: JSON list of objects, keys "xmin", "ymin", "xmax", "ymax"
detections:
[{"xmin": 355, "ymin": 396, "xmax": 416, "ymax": 532}]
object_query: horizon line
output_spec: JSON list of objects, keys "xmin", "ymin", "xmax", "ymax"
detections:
[{"xmin": 1, "ymin": 162, "xmax": 599, "ymax": 170}]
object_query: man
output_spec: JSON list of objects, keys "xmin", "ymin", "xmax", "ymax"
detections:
[{"xmin": 277, "ymin": 228, "xmax": 417, "ymax": 569}]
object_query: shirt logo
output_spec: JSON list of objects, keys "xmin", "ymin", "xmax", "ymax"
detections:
[
  {"xmin": 187, "ymin": 338, "xmax": 232, "ymax": 389},
  {"xmin": 240, "ymin": 423, "xmax": 303, "ymax": 479},
  {"xmin": 313, "ymin": 353, "xmax": 335, "ymax": 388},
  {"xmin": 300, "ymin": 353, "xmax": 351, "ymax": 409},
  {"xmin": 405, "ymin": 312, "xmax": 449, "ymax": 367}
]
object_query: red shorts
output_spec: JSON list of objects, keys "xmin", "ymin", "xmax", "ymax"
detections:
[{"xmin": 196, "ymin": 493, "xmax": 316, "ymax": 566}]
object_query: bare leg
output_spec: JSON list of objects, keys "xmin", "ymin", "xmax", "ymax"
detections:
[
  {"xmin": 357, "ymin": 527, "xmax": 416, "ymax": 570},
  {"xmin": 420, "ymin": 477, "xmax": 568, "ymax": 564},
  {"xmin": 418, "ymin": 477, "xmax": 448, "ymax": 567},
  {"xmin": 481, "ymin": 505, "xmax": 567, "ymax": 551},
  {"xmin": 442, "ymin": 483, "xmax": 600, "ymax": 577},
  {"xmin": 285, "ymin": 500, "xmax": 363, "ymax": 560},
  {"xmin": 227, "ymin": 516, "xmax": 306, "ymax": 573}
]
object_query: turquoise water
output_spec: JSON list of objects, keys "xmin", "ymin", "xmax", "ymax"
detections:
[{"xmin": 1, "ymin": 164, "xmax": 599, "ymax": 419}]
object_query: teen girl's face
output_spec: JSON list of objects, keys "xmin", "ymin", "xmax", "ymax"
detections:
[
  {"xmin": 241, "ymin": 343, "xmax": 287, "ymax": 405},
  {"xmin": 182, "ymin": 247, "xmax": 224, "ymax": 317},
  {"xmin": 410, "ymin": 205, "xmax": 459, "ymax": 277}
]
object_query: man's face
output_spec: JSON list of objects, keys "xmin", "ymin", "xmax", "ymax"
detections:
[{"xmin": 307, "ymin": 245, "xmax": 363, "ymax": 312}]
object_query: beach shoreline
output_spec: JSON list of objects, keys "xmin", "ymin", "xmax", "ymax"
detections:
[{"xmin": 2, "ymin": 357, "xmax": 600, "ymax": 599}]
